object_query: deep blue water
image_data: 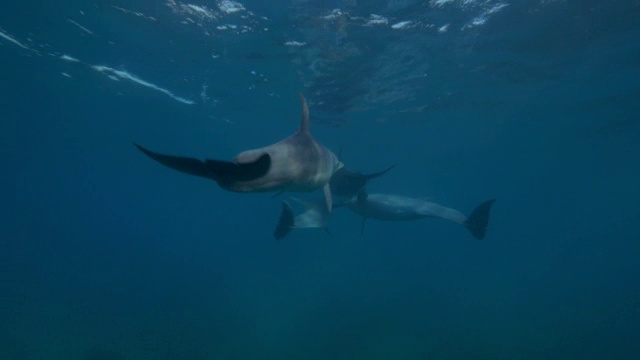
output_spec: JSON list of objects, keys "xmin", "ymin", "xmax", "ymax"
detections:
[{"xmin": 2, "ymin": 1, "xmax": 640, "ymax": 359}]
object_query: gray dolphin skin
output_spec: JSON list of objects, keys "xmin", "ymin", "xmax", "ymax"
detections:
[
  {"xmin": 134, "ymin": 95, "xmax": 344, "ymax": 211},
  {"xmin": 274, "ymin": 198, "xmax": 331, "ymax": 240},
  {"xmin": 344, "ymin": 191, "xmax": 495, "ymax": 240}
]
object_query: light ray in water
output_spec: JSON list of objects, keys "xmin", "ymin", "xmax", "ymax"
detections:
[
  {"xmin": 92, "ymin": 65, "xmax": 195, "ymax": 105},
  {"xmin": 67, "ymin": 19, "xmax": 94, "ymax": 35},
  {"xmin": 60, "ymin": 54, "xmax": 80, "ymax": 62},
  {"xmin": 0, "ymin": 28, "xmax": 38, "ymax": 53}
]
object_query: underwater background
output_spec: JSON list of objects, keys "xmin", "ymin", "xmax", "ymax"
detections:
[{"xmin": 2, "ymin": 0, "xmax": 640, "ymax": 359}]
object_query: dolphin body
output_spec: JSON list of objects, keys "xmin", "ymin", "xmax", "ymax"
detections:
[
  {"xmin": 134, "ymin": 95, "xmax": 343, "ymax": 211},
  {"xmin": 344, "ymin": 191, "xmax": 495, "ymax": 240}
]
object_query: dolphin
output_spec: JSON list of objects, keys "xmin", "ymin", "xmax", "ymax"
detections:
[
  {"xmin": 343, "ymin": 191, "xmax": 495, "ymax": 240},
  {"xmin": 273, "ymin": 198, "xmax": 331, "ymax": 240},
  {"xmin": 134, "ymin": 95, "xmax": 344, "ymax": 211}
]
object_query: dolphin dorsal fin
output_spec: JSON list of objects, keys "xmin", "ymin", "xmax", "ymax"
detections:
[{"xmin": 298, "ymin": 94, "xmax": 310, "ymax": 135}]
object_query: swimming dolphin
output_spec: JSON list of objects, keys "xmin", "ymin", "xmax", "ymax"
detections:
[
  {"xmin": 344, "ymin": 191, "xmax": 495, "ymax": 240},
  {"xmin": 134, "ymin": 95, "xmax": 344, "ymax": 211},
  {"xmin": 273, "ymin": 198, "xmax": 331, "ymax": 240}
]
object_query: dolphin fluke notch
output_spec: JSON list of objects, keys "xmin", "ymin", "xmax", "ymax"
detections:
[
  {"xmin": 134, "ymin": 143, "xmax": 271, "ymax": 186},
  {"xmin": 274, "ymin": 201, "xmax": 295, "ymax": 240},
  {"xmin": 464, "ymin": 199, "xmax": 496, "ymax": 240}
]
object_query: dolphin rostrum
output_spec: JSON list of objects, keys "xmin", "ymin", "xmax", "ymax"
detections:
[{"xmin": 135, "ymin": 95, "xmax": 344, "ymax": 211}]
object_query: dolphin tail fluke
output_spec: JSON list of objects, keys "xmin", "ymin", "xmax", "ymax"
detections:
[
  {"xmin": 134, "ymin": 143, "xmax": 271, "ymax": 185},
  {"xmin": 464, "ymin": 199, "xmax": 496, "ymax": 240},
  {"xmin": 274, "ymin": 201, "xmax": 295, "ymax": 240}
]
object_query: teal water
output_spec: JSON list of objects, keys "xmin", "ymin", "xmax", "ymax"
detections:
[{"xmin": 2, "ymin": 1, "xmax": 640, "ymax": 359}]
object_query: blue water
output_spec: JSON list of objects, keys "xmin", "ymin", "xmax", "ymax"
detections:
[{"xmin": 2, "ymin": 1, "xmax": 640, "ymax": 359}]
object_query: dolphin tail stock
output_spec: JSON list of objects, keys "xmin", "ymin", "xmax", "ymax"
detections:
[
  {"xmin": 134, "ymin": 143, "xmax": 271, "ymax": 185},
  {"xmin": 464, "ymin": 199, "xmax": 496, "ymax": 240},
  {"xmin": 274, "ymin": 201, "xmax": 295, "ymax": 240}
]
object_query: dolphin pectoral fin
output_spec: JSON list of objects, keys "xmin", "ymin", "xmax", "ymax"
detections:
[
  {"xmin": 134, "ymin": 143, "xmax": 271, "ymax": 185},
  {"xmin": 274, "ymin": 201, "xmax": 294, "ymax": 240},
  {"xmin": 204, "ymin": 153, "xmax": 271, "ymax": 185},
  {"xmin": 329, "ymin": 165, "xmax": 397, "ymax": 198},
  {"xmin": 364, "ymin": 163, "xmax": 397, "ymax": 180},
  {"xmin": 134, "ymin": 143, "xmax": 212, "ymax": 179},
  {"xmin": 272, "ymin": 190, "xmax": 286, "ymax": 199},
  {"xmin": 323, "ymin": 183, "xmax": 333, "ymax": 212},
  {"xmin": 464, "ymin": 199, "xmax": 496, "ymax": 240}
]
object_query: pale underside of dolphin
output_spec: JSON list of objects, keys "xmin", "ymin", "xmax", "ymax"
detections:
[
  {"xmin": 134, "ymin": 95, "xmax": 343, "ymax": 211},
  {"xmin": 273, "ymin": 198, "xmax": 331, "ymax": 240},
  {"xmin": 344, "ymin": 191, "xmax": 495, "ymax": 240}
]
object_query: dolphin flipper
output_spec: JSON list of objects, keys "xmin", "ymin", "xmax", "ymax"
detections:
[
  {"xmin": 271, "ymin": 190, "xmax": 286, "ymax": 199},
  {"xmin": 135, "ymin": 143, "xmax": 212, "ymax": 179},
  {"xmin": 274, "ymin": 201, "xmax": 295, "ymax": 240},
  {"xmin": 134, "ymin": 143, "xmax": 270, "ymax": 185},
  {"xmin": 464, "ymin": 199, "xmax": 496, "ymax": 240},
  {"xmin": 363, "ymin": 164, "xmax": 397, "ymax": 180},
  {"xmin": 329, "ymin": 164, "xmax": 397, "ymax": 198}
]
